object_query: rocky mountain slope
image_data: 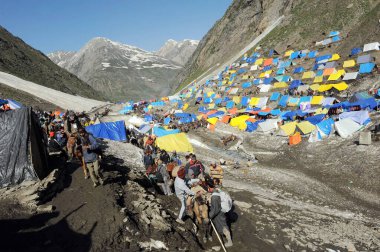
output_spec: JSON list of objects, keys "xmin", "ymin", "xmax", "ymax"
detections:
[
  {"xmin": 177, "ymin": 0, "xmax": 380, "ymax": 91},
  {"xmin": 0, "ymin": 26, "xmax": 102, "ymax": 100},
  {"xmin": 155, "ymin": 39, "xmax": 199, "ymax": 65},
  {"xmin": 48, "ymin": 38, "xmax": 185, "ymax": 102}
]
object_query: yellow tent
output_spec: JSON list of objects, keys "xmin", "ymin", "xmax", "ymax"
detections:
[
  {"xmin": 332, "ymin": 82, "xmax": 348, "ymax": 91},
  {"xmin": 230, "ymin": 115, "xmax": 250, "ymax": 127},
  {"xmin": 310, "ymin": 84, "xmax": 320, "ymax": 91},
  {"xmin": 302, "ymin": 71, "xmax": 315, "ymax": 79},
  {"xmin": 207, "ymin": 91, "xmax": 214, "ymax": 97},
  {"xmin": 313, "ymin": 76, "xmax": 323, "ymax": 83},
  {"xmin": 284, "ymin": 50, "xmax": 294, "ymax": 57},
  {"xmin": 218, "ymin": 107, "xmax": 227, "ymax": 112},
  {"xmin": 207, "ymin": 117, "xmax": 218, "ymax": 125},
  {"xmin": 183, "ymin": 103, "xmax": 189, "ymax": 111},
  {"xmin": 222, "ymin": 80, "xmax": 228, "ymax": 85},
  {"xmin": 311, "ymin": 96, "xmax": 324, "ymax": 105},
  {"xmin": 318, "ymin": 84, "xmax": 333, "ymax": 92},
  {"xmin": 197, "ymin": 115, "xmax": 203, "ymax": 120},
  {"xmin": 249, "ymin": 97, "xmax": 260, "ymax": 106},
  {"xmin": 155, "ymin": 133, "xmax": 193, "ymax": 153},
  {"xmin": 274, "ymin": 82, "xmax": 288, "ymax": 88},
  {"xmin": 208, "ymin": 104, "xmax": 216, "ymax": 109},
  {"xmin": 297, "ymin": 121, "xmax": 316, "ymax": 135},
  {"xmin": 328, "ymin": 69, "xmax": 346, "ymax": 81},
  {"xmin": 328, "ymin": 54, "xmax": 340, "ymax": 61},
  {"xmin": 228, "ymin": 70, "xmax": 237, "ymax": 74},
  {"xmin": 255, "ymin": 58, "xmax": 264, "ymax": 66},
  {"xmin": 343, "ymin": 60, "xmax": 356, "ymax": 68},
  {"xmin": 233, "ymin": 96, "xmax": 241, "ymax": 104},
  {"xmin": 242, "ymin": 75, "xmax": 249, "ymax": 80},
  {"xmin": 279, "ymin": 121, "xmax": 297, "ymax": 136},
  {"xmin": 259, "ymin": 71, "xmax": 272, "ymax": 78}
]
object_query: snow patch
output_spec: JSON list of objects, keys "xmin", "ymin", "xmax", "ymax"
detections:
[
  {"xmin": 101, "ymin": 62, "xmax": 110, "ymax": 67},
  {"xmin": 189, "ymin": 138, "xmax": 212, "ymax": 150},
  {"xmin": 138, "ymin": 239, "xmax": 168, "ymax": 250}
]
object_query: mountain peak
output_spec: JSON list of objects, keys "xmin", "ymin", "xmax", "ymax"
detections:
[{"xmin": 156, "ymin": 39, "xmax": 199, "ymax": 65}]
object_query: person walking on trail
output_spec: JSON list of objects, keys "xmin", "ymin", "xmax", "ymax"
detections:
[
  {"xmin": 208, "ymin": 186, "xmax": 233, "ymax": 248},
  {"xmin": 174, "ymin": 167, "xmax": 195, "ymax": 224},
  {"xmin": 79, "ymin": 129, "xmax": 104, "ymax": 187},
  {"xmin": 156, "ymin": 160, "xmax": 172, "ymax": 196}
]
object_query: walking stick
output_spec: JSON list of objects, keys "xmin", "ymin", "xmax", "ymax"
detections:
[{"xmin": 210, "ymin": 220, "xmax": 227, "ymax": 252}]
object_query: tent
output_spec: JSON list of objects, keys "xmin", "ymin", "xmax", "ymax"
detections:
[
  {"xmin": 311, "ymin": 96, "xmax": 324, "ymax": 105},
  {"xmin": 245, "ymin": 120, "xmax": 264, "ymax": 132},
  {"xmin": 207, "ymin": 117, "xmax": 218, "ymax": 125},
  {"xmin": 363, "ymin": 42, "xmax": 380, "ymax": 52},
  {"xmin": 338, "ymin": 111, "xmax": 370, "ymax": 125},
  {"xmin": 278, "ymin": 95, "xmax": 289, "ymax": 107},
  {"xmin": 0, "ymin": 108, "xmax": 49, "ymax": 187},
  {"xmin": 270, "ymin": 92, "xmax": 281, "ymax": 101},
  {"xmin": 350, "ymin": 47, "xmax": 362, "ymax": 56},
  {"xmin": 7, "ymin": 99, "xmax": 23, "ymax": 110},
  {"xmin": 305, "ymin": 114, "xmax": 325, "ymax": 125},
  {"xmin": 359, "ymin": 63, "xmax": 376, "ymax": 74},
  {"xmin": 343, "ymin": 60, "xmax": 356, "ymax": 68},
  {"xmin": 257, "ymin": 119, "xmax": 279, "ymax": 134},
  {"xmin": 153, "ymin": 127, "xmax": 180, "ymax": 137},
  {"xmin": 129, "ymin": 116, "xmax": 146, "ymax": 127},
  {"xmin": 296, "ymin": 121, "xmax": 316, "ymax": 135},
  {"xmin": 302, "ymin": 71, "xmax": 315, "ymax": 79},
  {"xmin": 316, "ymin": 118, "xmax": 335, "ymax": 137},
  {"xmin": 357, "ymin": 55, "xmax": 373, "ymax": 64},
  {"xmin": 342, "ymin": 72, "xmax": 359, "ymax": 81},
  {"xmin": 86, "ymin": 120, "xmax": 127, "ymax": 141},
  {"xmin": 328, "ymin": 69, "xmax": 345, "ymax": 81},
  {"xmin": 334, "ymin": 118, "xmax": 362, "ymax": 138},
  {"xmin": 278, "ymin": 121, "xmax": 297, "ymax": 136},
  {"xmin": 230, "ymin": 115, "xmax": 250, "ymax": 128},
  {"xmin": 155, "ymin": 133, "xmax": 193, "ymax": 153},
  {"xmin": 256, "ymin": 97, "xmax": 268, "ymax": 108}
]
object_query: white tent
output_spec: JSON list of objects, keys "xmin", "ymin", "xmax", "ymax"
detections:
[
  {"xmin": 229, "ymin": 88, "xmax": 239, "ymax": 95},
  {"xmin": 363, "ymin": 42, "xmax": 380, "ymax": 52},
  {"xmin": 342, "ymin": 72, "xmax": 359, "ymax": 81},
  {"xmin": 257, "ymin": 119, "xmax": 279, "ymax": 134},
  {"xmin": 256, "ymin": 97, "xmax": 269, "ymax": 108},
  {"xmin": 240, "ymin": 63, "xmax": 249, "ymax": 68},
  {"xmin": 128, "ymin": 116, "xmax": 146, "ymax": 127},
  {"xmin": 259, "ymin": 85, "xmax": 271, "ymax": 93},
  {"xmin": 334, "ymin": 118, "xmax": 362, "ymax": 138},
  {"xmin": 250, "ymin": 65, "xmax": 258, "ymax": 71}
]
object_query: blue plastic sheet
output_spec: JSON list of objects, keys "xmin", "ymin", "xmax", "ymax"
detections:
[
  {"xmin": 305, "ymin": 114, "xmax": 326, "ymax": 125},
  {"xmin": 86, "ymin": 121, "xmax": 127, "ymax": 141}
]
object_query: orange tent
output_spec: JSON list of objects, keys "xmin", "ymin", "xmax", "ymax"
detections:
[
  {"xmin": 323, "ymin": 68, "xmax": 336, "ymax": 76},
  {"xmin": 228, "ymin": 107, "xmax": 238, "ymax": 115},
  {"xmin": 246, "ymin": 118, "xmax": 257, "ymax": 123},
  {"xmin": 263, "ymin": 58, "xmax": 273, "ymax": 66},
  {"xmin": 249, "ymin": 107, "xmax": 271, "ymax": 115},
  {"xmin": 289, "ymin": 132, "xmax": 301, "ymax": 145},
  {"xmin": 220, "ymin": 115, "xmax": 231, "ymax": 123}
]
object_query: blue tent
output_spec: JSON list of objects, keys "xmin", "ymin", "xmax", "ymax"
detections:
[
  {"xmin": 151, "ymin": 101, "xmax": 165, "ymax": 107},
  {"xmin": 308, "ymin": 51, "xmax": 318, "ymax": 58},
  {"xmin": 278, "ymin": 95, "xmax": 289, "ymax": 107},
  {"xmin": 164, "ymin": 117, "xmax": 171, "ymax": 125},
  {"xmin": 290, "ymin": 51, "xmax": 300, "ymax": 59},
  {"xmin": 204, "ymin": 97, "xmax": 213, "ymax": 104},
  {"xmin": 241, "ymin": 96, "xmax": 250, "ymax": 106},
  {"xmin": 331, "ymin": 36, "xmax": 340, "ymax": 42},
  {"xmin": 153, "ymin": 127, "xmax": 180, "ymax": 137},
  {"xmin": 208, "ymin": 111, "xmax": 225, "ymax": 118},
  {"xmin": 7, "ymin": 99, "xmax": 22, "ymax": 109},
  {"xmin": 270, "ymin": 109, "xmax": 281, "ymax": 116},
  {"xmin": 226, "ymin": 101, "xmax": 235, "ymax": 109},
  {"xmin": 293, "ymin": 67, "xmax": 304, "ymax": 74},
  {"xmin": 299, "ymin": 96, "xmax": 311, "ymax": 104},
  {"xmin": 246, "ymin": 120, "xmax": 264, "ymax": 132},
  {"xmin": 86, "ymin": 121, "xmax": 127, "ymax": 141},
  {"xmin": 326, "ymin": 101, "xmax": 350, "ymax": 109},
  {"xmin": 144, "ymin": 114, "xmax": 154, "ymax": 122},
  {"xmin": 0, "ymin": 99, "xmax": 8, "ymax": 106},
  {"xmin": 305, "ymin": 114, "xmax": 326, "ymax": 125},
  {"xmin": 329, "ymin": 31, "xmax": 340, "ymax": 37},
  {"xmin": 270, "ymin": 92, "xmax": 281, "ymax": 101},
  {"xmin": 263, "ymin": 78, "xmax": 274, "ymax": 84},
  {"xmin": 253, "ymin": 79, "xmax": 261, "ymax": 85},
  {"xmin": 315, "ymin": 54, "xmax": 332, "ymax": 63},
  {"xmin": 315, "ymin": 69, "xmax": 324, "ymax": 76},
  {"xmin": 347, "ymin": 98, "xmax": 377, "ymax": 110},
  {"xmin": 263, "ymin": 66, "xmax": 272, "ymax": 71},
  {"xmin": 277, "ymin": 68, "xmax": 286, "ymax": 75},
  {"xmin": 198, "ymin": 106, "xmax": 208, "ymax": 113},
  {"xmin": 238, "ymin": 69, "xmax": 247, "ymax": 74},
  {"xmin": 359, "ymin": 63, "xmax": 375, "ymax": 74},
  {"xmin": 214, "ymin": 98, "xmax": 222, "ymax": 105},
  {"xmin": 316, "ymin": 118, "xmax": 334, "ymax": 136},
  {"xmin": 351, "ymin": 47, "xmax": 362, "ymax": 56},
  {"xmin": 289, "ymin": 80, "xmax": 302, "ymax": 89},
  {"xmin": 242, "ymin": 82, "xmax": 252, "ymax": 88}
]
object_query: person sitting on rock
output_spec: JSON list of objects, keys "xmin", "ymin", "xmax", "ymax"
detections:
[
  {"xmin": 174, "ymin": 167, "xmax": 195, "ymax": 224},
  {"xmin": 209, "ymin": 162, "xmax": 223, "ymax": 185},
  {"xmin": 188, "ymin": 155, "xmax": 205, "ymax": 179}
]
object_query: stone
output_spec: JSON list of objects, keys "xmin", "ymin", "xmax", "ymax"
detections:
[{"xmin": 212, "ymin": 246, "xmax": 221, "ymax": 251}]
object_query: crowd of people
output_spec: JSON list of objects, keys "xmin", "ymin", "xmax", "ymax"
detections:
[{"xmin": 141, "ymin": 135, "xmax": 232, "ymax": 248}]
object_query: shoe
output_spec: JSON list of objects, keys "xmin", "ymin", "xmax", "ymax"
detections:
[
  {"xmin": 93, "ymin": 183, "xmax": 98, "ymax": 188},
  {"xmin": 176, "ymin": 218, "xmax": 185, "ymax": 225},
  {"xmin": 99, "ymin": 179, "xmax": 104, "ymax": 185},
  {"xmin": 84, "ymin": 175, "xmax": 89, "ymax": 179},
  {"xmin": 224, "ymin": 241, "xmax": 233, "ymax": 247}
]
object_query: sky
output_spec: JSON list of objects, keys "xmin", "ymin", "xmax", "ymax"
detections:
[{"xmin": 0, "ymin": 0, "xmax": 232, "ymax": 54}]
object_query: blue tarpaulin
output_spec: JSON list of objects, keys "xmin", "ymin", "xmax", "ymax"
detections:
[
  {"xmin": 316, "ymin": 118, "xmax": 334, "ymax": 136},
  {"xmin": 214, "ymin": 98, "xmax": 222, "ymax": 105},
  {"xmin": 164, "ymin": 117, "xmax": 171, "ymax": 125},
  {"xmin": 347, "ymin": 98, "xmax": 378, "ymax": 110},
  {"xmin": 308, "ymin": 51, "xmax": 318, "ymax": 58},
  {"xmin": 289, "ymin": 80, "xmax": 302, "ymax": 89},
  {"xmin": 86, "ymin": 120, "xmax": 127, "ymax": 141},
  {"xmin": 241, "ymin": 97, "xmax": 250, "ymax": 106},
  {"xmin": 270, "ymin": 109, "xmax": 281, "ymax": 116},
  {"xmin": 270, "ymin": 92, "xmax": 281, "ymax": 101},
  {"xmin": 359, "ymin": 63, "xmax": 375, "ymax": 74},
  {"xmin": 305, "ymin": 114, "xmax": 326, "ymax": 125},
  {"xmin": 242, "ymin": 82, "xmax": 252, "ymax": 88},
  {"xmin": 0, "ymin": 99, "xmax": 8, "ymax": 106},
  {"xmin": 246, "ymin": 120, "xmax": 264, "ymax": 132},
  {"xmin": 226, "ymin": 101, "xmax": 235, "ymax": 109},
  {"xmin": 316, "ymin": 54, "xmax": 332, "ymax": 63},
  {"xmin": 151, "ymin": 101, "xmax": 165, "ymax": 106},
  {"xmin": 279, "ymin": 95, "xmax": 289, "ymax": 107},
  {"xmin": 7, "ymin": 99, "xmax": 22, "ymax": 109},
  {"xmin": 293, "ymin": 67, "xmax": 304, "ymax": 74},
  {"xmin": 208, "ymin": 111, "xmax": 225, "ymax": 118},
  {"xmin": 351, "ymin": 47, "xmax": 361, "ymax": 56},
  {"xmin": 277, "ymin": 68, "xmax": 286, "ymax": 75}
]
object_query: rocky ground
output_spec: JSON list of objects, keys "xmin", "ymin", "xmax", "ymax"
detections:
[{"xmin": 1, "ymin": 120, "xmax": 380, "ymax": 251}]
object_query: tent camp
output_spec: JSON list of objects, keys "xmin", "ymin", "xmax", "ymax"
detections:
[
  {"xmin": 155, "ymin": 133, "xmax": 193, "ymax": 153},
  {"xmin": 334, "ymin": 118, "xmax": 362, "ymax": 138},
  {"xmin": 338, "ymin": 111, "xmax": 370, "ymax": 125},
  {"xmin": 0, "ymin": 107, "xmax": 49, "ymax": 187},
  {"xmin": 363, "ymin": 42, "xmax": 380, "ymax": 52}
]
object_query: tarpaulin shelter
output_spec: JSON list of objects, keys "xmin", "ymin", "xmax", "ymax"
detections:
[
  {"xmin": 350, "ymin": 47, "xmax": 361, "ymax": 56},
  {"xmin": 245, "ymin": 120, "xmax": 264, "ymax": 132},
  {"xmin": 359, "ymin": 63, "xmax": 376, "ymax": 74},
  {"xmin": 296, "ymin": 121, "xmax": 316, "ymax": 135},
  {"xmin": 270, "ymin": 92, "xmax": 281, "ymax": 101},
  {"xmin": 153, "ymin": 127, "xmax": 180, "ymax": 137},
  {"xmin": 289, "ymin": 132, "xmax": 301, "ymax": 145},
  {"xmin": 311, "ymin": 96, "xmax": 324, "ymax": 105},
  {"xmin": 278, "ymin": 121, "xmax": 297, "ymax": 136},
  {"xmin": 155, "ymin": 133, "xmax": 193, "ymax": 153},
  {"xmin": 230, "ymin": 115, "xmax": 250, "ymax": 128},
  {"xmin": 343, "ymin": 60, "xmax": 355, "ymax": 68},
  {"xmin": 338, "ymin": 111, "xmax": 370, "ymax": 125},
  {"xmin": 257, "ymin": 119, "xmax": 279, "ymax": 134},
  {"xmin": 342, "ymin": 72, "xmax": 358, "ymax": 81},
  {"xmin": 86, "ymin": 120, "xmax": 127, "ymax": 141},
  {"xmin": 363, "ymin": 42, "xmax": 380, "ymax": 52},
  {"xmin": 357, "ymin": 55, "xmax": 373, "ymax": 64},
  {"xmin": 0, "ymin": 107, "xmax": 49, "ymax": 187},
  {"xmin": 305, "ymin": 114, "xmax": 325, "ymax": 125},
  {"xmin": 278, "ymin": 95, "xmax": 289, "ymax": 107},
  {"xmin": 334, "ymin": 118, "xmax": 362, "ymax": 138},
  {"xmin": 7, "ymin": 99, "xmax": 23, "ymax": 110}
]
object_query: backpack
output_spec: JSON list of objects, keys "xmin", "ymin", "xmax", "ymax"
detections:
[{"xmin": 213, "ymin": 190, "xmax": 232, "ymax": 213}]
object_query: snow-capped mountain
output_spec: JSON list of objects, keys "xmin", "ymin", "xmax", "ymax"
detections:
[
  {"xmin": 48, "ymin": 37, "xmax": 183, "ymax": 101},
  {"xmin": 155, "ymin": 39, "xmax": 199, "ymax": 65}
]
